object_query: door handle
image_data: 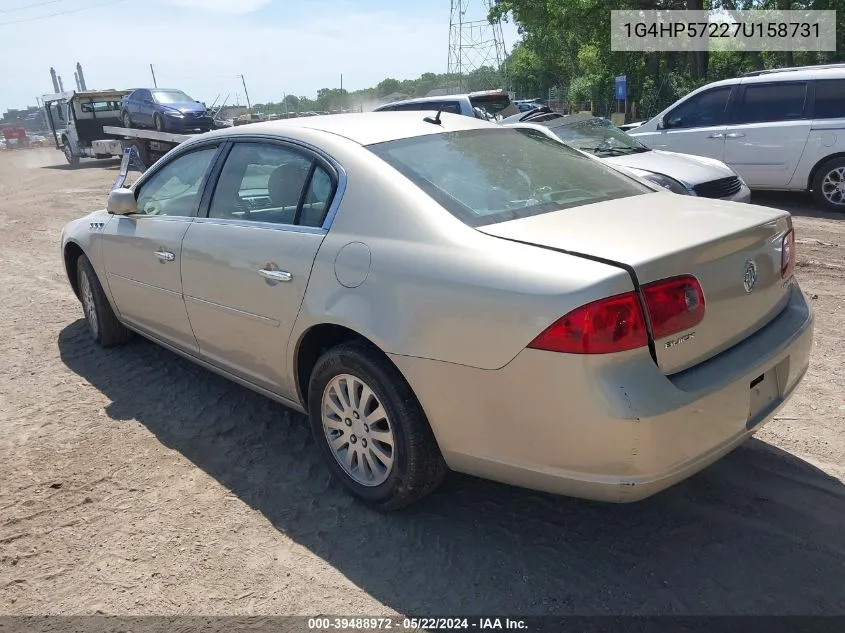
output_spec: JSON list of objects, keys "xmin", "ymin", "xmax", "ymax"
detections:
[
  {"xmin": 725, "ymin": 132, "xmax": 746, "ymax": 138},
  {"xmin": 707, "ymin": 132, "xmax": 725, "ymax": 138},
  {"xmin": 258, "ymin": 268, "xmax": 292, "ymax": 282},
  {"xmin": 155, "ymin": 249, "xmax": 175, "ymax": 262}
]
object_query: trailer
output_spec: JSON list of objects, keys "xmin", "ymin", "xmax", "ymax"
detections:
[{"xmin": 41, "ymin": 89, "xmax": 200, "ymax": 170}]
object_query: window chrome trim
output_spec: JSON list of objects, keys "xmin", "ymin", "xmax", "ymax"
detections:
[{"xmin": 192, "ymin": 216, "xmax": 327, "ymax": 235}]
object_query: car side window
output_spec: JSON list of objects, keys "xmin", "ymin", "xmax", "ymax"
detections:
[
  {"xmin": 664, "ymin": 86, "xmax": 732, "ymax": 129},
  {"xmin": 813, "ymin": 79, "xmax": 845, "ymax": 119},
  {"xmin": 736, "ymin": 82, "xmax": 808, "ymax": 124},
  {"xmin": 208, "ymin": 142, "xmax": 314, "ymax": 225},
  {"xmin": 299, "ymin": 164, "xmax": 336, "ymax": 227},
  {"xmin": 134, "ymin": 147, "xmax": 218, "ymax": 217}
]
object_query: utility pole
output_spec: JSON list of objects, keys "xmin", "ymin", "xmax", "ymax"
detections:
[
  {"xmin": 238, "ymin": 74, "xmax": 252, "ymax": 110},
  {"xmin": 150, "ymin": 64, "xmax": 158, "ymax": 88}
]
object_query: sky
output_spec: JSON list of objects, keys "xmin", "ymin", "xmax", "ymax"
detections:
[{"xmin": 0, "ymin": 0, "xmax": 522, "ymax": 112}]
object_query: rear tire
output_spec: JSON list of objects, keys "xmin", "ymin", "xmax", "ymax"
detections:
[
  {"xmin": 812, "ymin": 156, "xmax": 845, "ymax": 212},
  {"xmin": 76, "ymin": 254, "xmax": 131, "ymax": 348},
  {"xmin": 307, "ymin": 341, "xmax": 447, "ymax": 511}
]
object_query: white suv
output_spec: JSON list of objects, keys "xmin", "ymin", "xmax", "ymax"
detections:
[{"xmin": 629, "ymin": 64, "xmax": 845, "ymax": 211}]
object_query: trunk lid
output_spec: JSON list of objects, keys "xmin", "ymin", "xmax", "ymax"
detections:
[{"xmin": 478, "ymin": 192, "xmax": 794, "ymax": 374}]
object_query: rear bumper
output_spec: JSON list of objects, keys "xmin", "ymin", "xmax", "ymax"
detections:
[{"xmin": 391, "ymin": 282, "xmax": 813, "ymax": 502}]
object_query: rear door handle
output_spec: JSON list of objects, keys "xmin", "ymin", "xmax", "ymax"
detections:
[
  {"xmin": 258, "ymin": 268, "xmax": 292, "ymax": 282},
  {"xmin": 725, "ymin": 132, "xmax": 746, "ymax": 138},
  {"xmin": 155, "ymin": 249, "xmax": 175, "ymax": 262},
  {"xmin": 707, "ymin": 132, "xmax": 725, "ymax": 138}
]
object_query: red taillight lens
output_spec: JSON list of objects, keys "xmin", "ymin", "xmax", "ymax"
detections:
[
  {"xmin": 641, "ymin": 275, "xmax": 705, "ymax": 340},
  {"xmin": 781, "ymin": 229, "xmax": 796, "ymax": 279},
  {"xmin": 527, "ymin": 291, "xmax": 648, "ymax": 354}
]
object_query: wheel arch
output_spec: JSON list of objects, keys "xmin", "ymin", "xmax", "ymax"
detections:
[
  {"xmin": 807, "ymin": 152, "xmax": 845, "ymax": 191},
  {"xmin": 293, "ymin": 323, "xmax": 403, "ymax": 409},
  {"xmin": 63, "ymin": 240, "xmax": 85, "ymax": 298}
]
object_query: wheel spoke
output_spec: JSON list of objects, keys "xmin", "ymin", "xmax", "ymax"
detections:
[
  {"xmin": 325, "ymin": 396, "xmax": 345, "ymax": 419},
  {"xmin": 364, "ymin": 403, "xmax": 387, "ymax": 425},
  {"xmin": 369, "ymin": 441, "xmax": 394, "ymax": 471},
  {"xmin": 323, "ymin": 415, "xmax": 346, "ymax": 431}
]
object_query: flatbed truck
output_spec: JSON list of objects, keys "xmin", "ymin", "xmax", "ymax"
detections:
[{"xmin": 42, "ymin": 89, "xmax": 204, "ymax": 171}]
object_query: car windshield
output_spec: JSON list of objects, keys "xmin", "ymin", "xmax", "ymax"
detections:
[
  {"xmin": 546, "ymin": 117, "xmax": 650, "ymax": 156},
  {"xmin": 368, "ymin": 127, "xmax": 650, "ymax": 227},
  {"xmin": 152, "ymin": 90, "xmax": 194, "ymax": 104}
]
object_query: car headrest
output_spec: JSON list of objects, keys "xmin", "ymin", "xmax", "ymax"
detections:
[{"xmin": 268, "ymin": 162, "xmax": 308, "ymax": 208}]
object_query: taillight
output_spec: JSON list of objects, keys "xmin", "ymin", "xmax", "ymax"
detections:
[
  {"xmin": 640, "ymin": 275, "xmax": 705, "ymax": 340},
  {"xmin": 527, "ymin": 291, "xmax": 648, "ymax": 354},
  {"xmin": 781, "ymin": 229, "xmax": 796, "ymax": 279}
]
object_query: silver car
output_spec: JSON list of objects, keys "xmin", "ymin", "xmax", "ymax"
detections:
[
  {"xmin": 503, "ymin": 111, "xmax": 751, "ymax": 203},
  {"xmin": 61, "ymin": 111, "xmax": 813, "ymax": 510}
]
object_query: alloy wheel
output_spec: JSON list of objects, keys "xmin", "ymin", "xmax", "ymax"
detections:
[{"xmin": 321, "ymin": 374, "xmax": 396, "ymax": 487}]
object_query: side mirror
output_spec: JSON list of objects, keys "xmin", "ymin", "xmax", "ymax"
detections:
[
  {"xmin": 107, "ymin": 187, "xmax": 138, "ymax": 215},
  {"xmin": 657, "ymin": 116, "xmax": 666, "ymax": 130}
]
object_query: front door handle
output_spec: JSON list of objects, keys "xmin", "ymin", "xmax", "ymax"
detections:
[
  {"xmin": 725, "ymin": 132, "xmax": 746, "ymax": 138},
  {"xmin": 258, "ymin": 268, "xmax": 292, "ymax": 282},
  {"xmin": 155, "ymin": 249, "xmax": 175, "ymax": 262},
  {"xmin": 707, "ymin": 132, "xmax": 725, "ymax": 138}
]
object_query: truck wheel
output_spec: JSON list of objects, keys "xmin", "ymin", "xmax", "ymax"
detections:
[
  {"xmin": 154, "ymin": 114, "xmax": 166, "ymax": 132},
  {"xmin": 812, "ymin": 157, "xmax": 845, "ymax": 212},
  {"xmin": 63, "ymin": 142, "xmax": 79, "ymax": 168}
]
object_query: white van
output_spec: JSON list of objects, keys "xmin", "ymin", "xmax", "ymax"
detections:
[{"xmin": 629, "ymin": 64, "xmax": 845, "ymax": 211}]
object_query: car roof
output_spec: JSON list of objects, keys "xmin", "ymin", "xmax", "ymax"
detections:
[{"xmin": 198, "ymin": 110, "xmax": 498, "ymax": 146}]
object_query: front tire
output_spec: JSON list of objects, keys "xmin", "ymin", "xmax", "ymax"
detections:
[
  {"xmin": 63, "ymin": 142, "xmax": 79, "ymax": 168},
  {"xmin": 153, "ymin": 113, "xmax": 166, "ymax": 132},
  {"xmin": 812, "ymin": 157, "xmax": 845, "ymax": 212},
  {"xmin": 122, "ymin": 111, "xmax": 133, "ymax": 128},
  {"xmin": 308, "ymin": 342, "xmax": 447, "ymax": 511},
  {"xmin": 76, "ymin": 254, "xmax": 131, "ymax": 348}
]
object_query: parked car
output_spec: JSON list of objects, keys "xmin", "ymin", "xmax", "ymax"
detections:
[
  {"xmin": 121, "ymin": 88, "xmax": 214, "ymax": 133},
  {"xmin": 373, "ymin": 89, "xmax": 518, "ymax": 120},
  {"xmin": 61, "ymin": 111, "xmax": 812, "ymax": 510},
  {"xmin": 513, "ymin": 98, "xmax": 545, "ymax": 113},
  {"xmin": 503, "ymin": 109, "xmax": 751, "ymax": 203},
  {"xmin": 628, "ymin": 63, "xmax": 845, "ymax": 211}
]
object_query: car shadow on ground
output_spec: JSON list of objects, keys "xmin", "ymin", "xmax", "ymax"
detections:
[
  {"xmin": 58, "ymin": 320, "xmax": 845, "ymax": 615},
  {"xmin": 751, "ymin": 191, "xmax": 844, "ymax": 221},
  {"xmin": 42, "ymin": 159, "xmax": 122, "ymax": 171}
]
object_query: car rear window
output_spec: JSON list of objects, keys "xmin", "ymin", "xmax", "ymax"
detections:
[{"xmin": 367, "ymin": 128, "xmax": 650, "ymax": 227}]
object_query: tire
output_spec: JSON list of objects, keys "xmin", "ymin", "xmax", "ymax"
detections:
[
  {"xmin": 812, "ymin": 156, "xmax": 845, "ymax": 212},
  {"xmin": 122, "ymin": 111, "xmax": 133, "ymax": 128},
  {"xmin": 63, "ymin": 141, "xmax": 79, "ymax": 168},
  {"xmin": 76, "ymin": 254, "xmax": 131, "ymax": 348},
  {"xmin": 154, "ymin": 113, "xmax": 166, "ymax": 132},
  {"xmin": 308, "ymin": 341, "xmax": 447, "ymax": 511},
  {"xmin": 128, "ymin": 140, "xmax": 150, "ymax": 169}
]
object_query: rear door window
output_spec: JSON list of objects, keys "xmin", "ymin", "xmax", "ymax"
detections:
[
  {"xmin": 735, "ymin": 82, "xmax": 808, "ymax": 124},
  {"xmin": 813, "ymin": 79, "xmax": 845, "ymax": 119}
]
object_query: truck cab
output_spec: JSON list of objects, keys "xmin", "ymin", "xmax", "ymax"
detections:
[{"xmin": 42, "ymin": 90, "xmax": 130, "ymax": 166}]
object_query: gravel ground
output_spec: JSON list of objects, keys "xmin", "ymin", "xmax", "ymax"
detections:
[{"xmin": 1, "ymin": 148, "xmax": 844, "ymax": 617}]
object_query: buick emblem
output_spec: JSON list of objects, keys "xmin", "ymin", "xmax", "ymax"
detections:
[{"xmin": 743, "ymin": 259, "xmax": 758, "ymax": 293}]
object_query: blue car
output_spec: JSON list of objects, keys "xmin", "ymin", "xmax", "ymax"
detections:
[{"xmin": 121, "ymin": 88, "xmax": 213, "ymax": 133}]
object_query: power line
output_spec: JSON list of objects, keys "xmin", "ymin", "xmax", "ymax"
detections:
[
  {"xmin": 0, "ymin": 0, "xmax": 126, "ymax": 25},
  {"xmin": 0, "ymin": 0, "xmax": 64, "ymax": 14}
]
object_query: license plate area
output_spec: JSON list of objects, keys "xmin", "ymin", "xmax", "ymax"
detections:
[{"xmin": 746, "ymin": 366, "xmax": 781, "ymax": 429}]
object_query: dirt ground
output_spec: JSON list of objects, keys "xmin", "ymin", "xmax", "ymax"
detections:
[{"xmin": 1, "ymin": 148, "xmax": 844, "ymax": 617}]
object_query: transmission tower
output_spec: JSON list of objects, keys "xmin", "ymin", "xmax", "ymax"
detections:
[{"xmin": 448, "ymin": 0, "xmax": 509, "ymax": 91}]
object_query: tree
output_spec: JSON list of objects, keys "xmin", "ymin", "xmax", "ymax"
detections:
[{"xmin": 376, "ymin": 78, "xmax": 401, "ymax": 97}]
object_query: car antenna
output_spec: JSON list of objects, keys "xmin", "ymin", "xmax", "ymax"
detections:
[{"xmin": 423, "ymin": 108, "xmax": 443, "ymax": 125}]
